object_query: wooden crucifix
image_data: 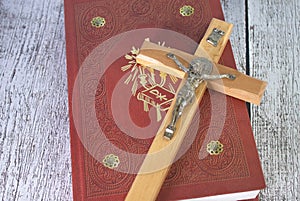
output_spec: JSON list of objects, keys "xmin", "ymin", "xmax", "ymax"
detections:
[{"xmin": 125, "ymin": 18, "xmax": 267, "ymax": 201}]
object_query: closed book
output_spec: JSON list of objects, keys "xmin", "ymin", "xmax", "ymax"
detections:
[{"xmin": 64, "ymin": 0, "xmax": 266, "ymax": 200}]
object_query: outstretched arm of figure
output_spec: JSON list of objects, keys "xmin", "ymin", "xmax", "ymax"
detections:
[
  {"xmin": 167, "ymin": 53, "xmax": 189, "ymax": 73},
  {"xmin": 201, "ymin": 73, "xmax": 236, "ymax": 80}
]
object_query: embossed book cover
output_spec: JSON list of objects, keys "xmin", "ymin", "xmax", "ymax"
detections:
[{"xmin": 64, "ymin": 0, "xmax": 265, "ymax": 200}]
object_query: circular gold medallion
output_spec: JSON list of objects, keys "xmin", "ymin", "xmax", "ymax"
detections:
[
  {"xmin": 207, "ymin": 141, "xmax": 224, "ymax": 155},
  {"xmin": 180, "ymin": 5, "xmax": 194, "ymax": 17},
  {"xmin": 91, "ymin": 16, "xmax": 106, "ymax": 28},
  {"xmin": 103, "ymin": 154, "xmax": 120, "ymax": 169}
]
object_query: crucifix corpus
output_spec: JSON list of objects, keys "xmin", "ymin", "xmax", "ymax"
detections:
[{"xmin": 125, "ymin": 18, "xmax": 267, "ymax": 201}]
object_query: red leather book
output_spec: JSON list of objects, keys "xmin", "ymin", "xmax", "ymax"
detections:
[{"xmin": 64, "ymin": 0, "xmax": 266, "ymax": 200}]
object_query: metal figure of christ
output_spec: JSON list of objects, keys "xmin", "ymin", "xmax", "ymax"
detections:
[{"xmin": 164, "ymin": 53, "xmax": 235, "ymax": 140}]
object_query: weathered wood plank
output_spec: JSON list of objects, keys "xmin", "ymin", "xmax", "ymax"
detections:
[
  {"xmin": 0, "ymin": 0, "xmax": 299, "ymax": 200},
  {"xmin": 248, "ymin": 1, "xmax": 300, "ymax": 201},
  {"xmin": 221, "ymin": 0, "xmax": 247, "ymax": 74},
  {"xmin": 0, "ymin": 0, "xmax": 72, "ymax": 200}
]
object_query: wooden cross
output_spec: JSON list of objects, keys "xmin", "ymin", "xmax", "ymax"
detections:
[{"xmin": 125, "ymin": 18, "xmax": 267, "ymax": 201}]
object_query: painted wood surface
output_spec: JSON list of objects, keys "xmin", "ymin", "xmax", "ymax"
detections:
[
  {"xmin": 248, "ymin": 1, "xmax": 300, "ymax": 201},
  {"xmin": 0, "ymin": 0, "xmax": 299, "ymax": 200},
  {"xmin": 0, "ymin": 0, "xmax": 72, "ymax": 200}
]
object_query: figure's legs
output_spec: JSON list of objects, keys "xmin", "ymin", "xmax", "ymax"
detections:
[{"xmin": 164, "ymin": 97, "xmax": 185, "ymax": 140}]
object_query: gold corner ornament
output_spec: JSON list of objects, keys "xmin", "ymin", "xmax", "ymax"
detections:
[
  {"xmin": 103, "ymin": 154, "xmax": 120, "ymax": 169},
  {"xmin": 91, "ymin": 16, "xmax": 106, "ymax": 28},
  {"xmin": 207, "ymin": 141, "xmax": 224, "ymax": 155},
  {"xmin": 180, "ymin": 5, "xmax": 194, "ymax": 17}
]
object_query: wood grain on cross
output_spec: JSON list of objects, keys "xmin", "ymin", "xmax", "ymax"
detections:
[{"xmin": 125, "ymin": 18, "xmax": 267, "ymax": 201}]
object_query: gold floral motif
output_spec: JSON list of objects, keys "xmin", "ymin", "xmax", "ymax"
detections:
[
  {"xmin": 91, "ymin": 16, "xmax": 106, "ymax": 28},
  {"xmin": 121, "ymin": 41, "xmax": 178, "ymax": 122},
  {"xmin": 180, "ymin": 5, "xmax": 194, "ymax": 17},
  {"xmin": 103, "ymin": 154, "xmax": 120, "ymax": 169},
  {"xmin": 207, "ymin": 141, "xmax": 224, "ymax": 155}
]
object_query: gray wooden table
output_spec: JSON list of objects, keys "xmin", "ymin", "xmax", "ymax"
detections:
[{"xmin": 0, "ymin": 0, "xmax": 299, "ymax": 200}]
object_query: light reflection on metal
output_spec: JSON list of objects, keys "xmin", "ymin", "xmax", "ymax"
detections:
[{"xmin": 207, "ymin": 28, "xmax": 225, "ymax": 47}]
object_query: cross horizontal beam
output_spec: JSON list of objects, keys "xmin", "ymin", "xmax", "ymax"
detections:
[{"xmin": 136, "ymin": 41, "xmax": 267, "ymax": 105}]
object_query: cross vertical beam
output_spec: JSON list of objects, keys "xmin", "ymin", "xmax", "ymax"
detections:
[{"xmin": 125, "ymin": 18, "xmax": 235, "ymax": 201}]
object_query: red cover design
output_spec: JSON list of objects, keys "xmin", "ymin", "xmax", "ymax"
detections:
[{"xmin": 64, "ymin": 0, "xmax": 265, "ymax": 200}]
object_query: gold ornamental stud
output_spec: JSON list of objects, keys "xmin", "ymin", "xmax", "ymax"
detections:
[
  {"xmin": 207, "ymin": 141, "xmax": 224, "ymax": 155},
  {"xmin": 103, "ymin": 154, "xmax": 120, "ymax": 169},
  {"xmin": 91, "ymin": 16, "xmax": 106, "ymax": 28},
  {"xmin": 180, "ymin": 5, "xmax": 194, "ymax": 17}
]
